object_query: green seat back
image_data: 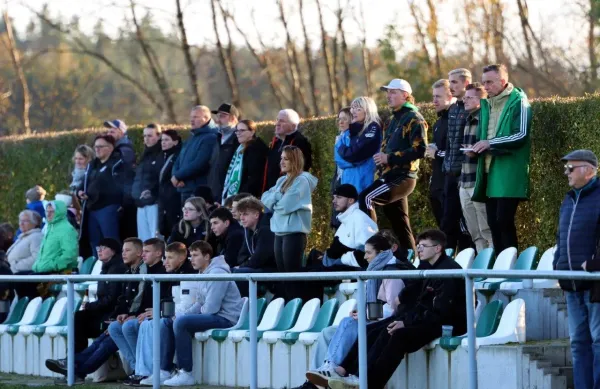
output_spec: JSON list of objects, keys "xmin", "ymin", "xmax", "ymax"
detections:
[
  {"xmin": 272, "ymin": 298, "xmax": 302, "ymax": 331},
  {"xmin": 212, "ymin": 298, "xmax": 267, "ymax": 341},
  {"xmin": 31, "ymin": 297, "xmax": 56, "ymax": 325},
  {"xmin": 79, "ymin": 256, "xmax": 97, "ymax": 275},
  {"xmin": 514, "ymin": 246, "xmax": 538, "ymax": 271},
  {"xmin": 445, "ymin": 248, "xmax": 455, "ymax": 258},
  {"xmin": 476, "ymin": 300, "xmax": 504, "ymax": 337},
  {"xmin": 2, "ymin": 297, "xmax": 30, "ymax": 325},
  {"xmin": 309, "ymin": 299, "xmax": 338, "ymax": 332},
  {"xmin": 471, "ymin": 248, "xmax": 495, "ymax": 270},
  {"xmin": 57, "ymin": 299, "xmax": 83, "ymax": 326},
  {"xmin": 407, "ymin": 249, "xmax": 414, "ymax": 262}
]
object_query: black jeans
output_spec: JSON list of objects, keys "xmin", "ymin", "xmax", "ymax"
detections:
[
  {"xmin": 359, "ymin": 177, "xmax": 417, "ymax": 253},
  {"xmin": 74, "ymin": 310, "xmax": 105, "ymax": 353},
  {"xmin": 274, "ymin": 233, "xmax": 307, "ymax": 301},
  {"xmin": 441, "ymin": 174, "xmax": 473, "ymax": 252},
  {"xmin": 429, "ymin": 187, "xmax": 444, "ymax": 228},
  {"xmin": 341, "ymin": 318, "xmax": 440, "ymax": 389},
  {"xmin": 485, "ymin": 197, "xmax": 520, "ymax": 253},
  {"xmin": 74, "ymin": 332, "xmax": 118, "ymax": 378}
]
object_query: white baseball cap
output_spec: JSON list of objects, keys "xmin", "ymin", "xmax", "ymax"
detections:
[{"xmin": 380, "ymin": 79, "xmax": 412, "ymax": 94}]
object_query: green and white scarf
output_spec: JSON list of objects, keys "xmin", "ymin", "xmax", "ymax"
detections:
[{"xmin": 222, "ymin": 144, "xmax": 244, "ymax": 203}]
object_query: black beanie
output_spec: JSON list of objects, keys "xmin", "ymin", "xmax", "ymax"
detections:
[
  {"xmin": 98, "ymin": 238, "xmax": 121, "ymax": 254},
  {"xmin": 333, "ymin": 184, "xmax": 358, "ymax": 200}
]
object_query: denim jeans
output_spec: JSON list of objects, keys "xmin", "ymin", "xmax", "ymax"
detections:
[
  {"xmin": 74, "ymin": 332, "xmax": 119, "ymax": 378},
  {"xmin": 108, "ymin": 319, "xmax": 140, "ymax": 371},
  {"xmin": 137, "ymin": 204, "xmax": 159, "ymax": 241},
  {"xmin": 87, "ymin": 204, "xmax": 120, "ymax": 257},
  {"xmin": 326, "ymin": 317, "xmax": 359, "ymax": 366},
  {"xmin": 135, "ymin": 318, "xmax": 176, "ymax": 376},
  {"xmin": 310, "ymin": 325, "xmax": 338, "ymax": 370},
  {"xmin": 566, "ymin": 290, "xmax": 600, "ymax": 389},
  {"xmin": 173, "ymin": 314, "xmax": 232, "ymax": 371}
]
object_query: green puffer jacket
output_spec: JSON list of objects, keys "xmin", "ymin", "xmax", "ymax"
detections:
[
  {"xmin": 32, "ymin": 201, "xmax": 79, "ymax": 273},
  {"xmin": 472, "ymin": 86, "xmax": 532, "ymax": 201}
]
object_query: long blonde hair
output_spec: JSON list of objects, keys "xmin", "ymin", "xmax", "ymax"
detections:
[
  {"xmin": 178, "ymin": 197, "xmax": 210, "ymax": 239},
  {"xmin": 280, "ymin": 146, "xmax": 304, "ymax": 193},
  {"xmin": 351, "ymin": 96, "xmax": 381, "ymax": 135}
]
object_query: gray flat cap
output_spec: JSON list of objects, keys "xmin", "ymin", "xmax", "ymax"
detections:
[{"xmin": 561, "ymin": 149, "xmax": 598, "ymax": 168}]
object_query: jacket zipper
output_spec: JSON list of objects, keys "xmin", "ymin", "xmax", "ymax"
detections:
[{"xmin": 567, "ymin": 193, "xmax": 580, "ymax": 291}]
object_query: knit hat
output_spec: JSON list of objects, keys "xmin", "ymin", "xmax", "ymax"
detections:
[
  {"xmin": 333, "ymin": 184, "xmax": 359, "ymax": 200},
  {"xmin": 98, "ymin": 238, "xmax": 121, "ymax": 254}
]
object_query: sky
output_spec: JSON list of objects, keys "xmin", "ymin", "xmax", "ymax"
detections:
[{"xmin": 0, "ymin": 0, "xmax": 580, "ymax": 56}]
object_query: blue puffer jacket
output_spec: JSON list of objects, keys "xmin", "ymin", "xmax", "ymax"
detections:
[
  {"xmin": 553, "ymin": 177, "xmax": 600, "ymax": 291},
  {"xmin": 334, "ymin": 121, "xmax": 381, "ymax": 194}
]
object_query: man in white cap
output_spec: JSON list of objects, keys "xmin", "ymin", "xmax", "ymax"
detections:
[{"xmin": 357, "ymin": 79, "xmax": 427, "ymax": 253}]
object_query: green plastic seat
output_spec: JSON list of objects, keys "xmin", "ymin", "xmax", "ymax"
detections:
[
  {"xmin": 479, "ymin": 247, "xmax": 539, "ymax": 291},
  {"xmin": 282, "ymin": 298, "xmax": 339, "ymax": 345},
  {"xmin": 471, "ymin": 248, "xmax": 495, "ymax": 282},
  {"xmin": 79, "ymin": 256, "xmax": 97, "ymax": 275},
  {"xmin": 445, "ymin": 248, "xmax": 455, "ymax": 258},
  {"xmin": 440, "ymin": 300, "xmax": 504, "ymax": 351},
  {"xmin": 2, "ymin": 297, "xmax": 30, "ymax": 325},
  {"xmin": 250, "ymin": 298, "xmax": 303, "ymax": 340},
  {"xmin": 324, "ymin": 286, "xmax": 338, "ymax": 297},
  {"xmin": 34, "ymin": 299, "xmax": 82, "ymax": 337},
  {"xmin": 7, "ymin": 297, "xmax": 55, "ymax": 335},
  {"xmin": 407, "ymin": 249, "xmax": 414, "ymax": 262},
  {"xmin": 211, "ymin": 298, "xmax": 267, "ymax": 342}
]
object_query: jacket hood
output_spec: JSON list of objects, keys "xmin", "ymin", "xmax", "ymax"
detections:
[
  {"xmin": 299, "ymin": 172, "xmax": 318, "ymax": 192},
  {"xmin": 49, "ymin": 200, "xmax": 68, "ymax": 224},
  {"xmin": 337, "ymin": 202, "xmax": 359, "ymax": 223},
  {"xmin": 204, "ymin": 255, "xmax": 231, "ymax": 274},
  {"xmin": 192, "ymin": 119, "xmax": 219, "ymax": 135}
]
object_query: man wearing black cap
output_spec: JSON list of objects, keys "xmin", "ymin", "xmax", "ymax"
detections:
[
  {"xmin": 210, "ymin": 103, "xmax": 240, "ymax": 203},
  {"xmin": 553, "ymin": 149, "xmax": 600, "ymax": 389}
]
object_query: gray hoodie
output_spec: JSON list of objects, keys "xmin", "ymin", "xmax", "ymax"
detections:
[{"xmin": 184, "ymin": 255, "xmax": 243, "ymax": 324}]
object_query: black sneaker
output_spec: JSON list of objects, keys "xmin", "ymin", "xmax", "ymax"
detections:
[
  {"xmin": 123, "ymin": 375, "xmax": 145, "ymax": 386},
  {"xmin": 45, "ymin": 359, "xmax": 67, "ymax": 375},
  {"xmin": 54, "ymin": 376, "xmax": 85, "ymax": 385},
  {"xmin": 291, "ymin": 381, "xmax": 319, "ymax": 389}
]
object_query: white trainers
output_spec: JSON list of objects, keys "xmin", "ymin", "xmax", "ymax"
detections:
[
  {"xmin": 139, "ymin": 370, "xmax": 173, "ymax": 386},
  {"xmin": 163, "ymin": 370, "xmax": 195, "ymax": 386},
  {"xmin": 305, "ymin": 362, "xmax": 341, "ymax": 387},
  {"xmin": 328, "ymin": 374, "xmax": 360, "ymax": 389}
]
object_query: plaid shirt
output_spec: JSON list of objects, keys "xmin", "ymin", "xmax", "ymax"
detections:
[{"xmin": 460, "ymin": 109, "xmax": 480, "ymax": 188}]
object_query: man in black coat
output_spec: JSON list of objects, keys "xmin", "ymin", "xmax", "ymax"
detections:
[
  {"xmin": 328, "ymin": 230, "xmax": 467, "ymax": 389},
  {"xmin": 263, "ymin": 109, "xmax": 312, "ymax": 192},
  {"xmin": 209, "ymin": 207, "xmax": 244, "ymax": 269},
  {"xmin": 210, "ymin": 103, "xmax": 240, "ymax": 204}
]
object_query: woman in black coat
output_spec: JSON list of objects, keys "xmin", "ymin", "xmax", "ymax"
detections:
[
  {"xmin": 158, "ymin": 130, "xmax": 183, "ymax": 239},
  {"xmin": 221, "ymin": 120, "xmax": 269, "ymax": 202}
]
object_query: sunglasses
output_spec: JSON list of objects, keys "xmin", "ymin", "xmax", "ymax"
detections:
[{"xmin": 564, "ymin": 164, "xmax": 589, "ymax": 173}]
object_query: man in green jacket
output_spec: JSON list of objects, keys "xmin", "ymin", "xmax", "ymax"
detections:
[
  {"xmin": 33, "ymin": 201, "xmax": 79, "ymax": 273},
  {"xmin": 471, "ymin": 64, "xmax": 532, "ymax": 253}
]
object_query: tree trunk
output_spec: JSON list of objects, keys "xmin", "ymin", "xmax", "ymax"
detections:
[
  {"xmin": 211, "ymin": 0, "xmax": 241, "ymax": 109},
  {"xmin": 490, "ymin": 0, "xmax": 506, "ymax": 64},
  {"xmin": 217, "ymin": 2, "xmax": 242, "ymax": 111},
  {"xmin": 175, "ymin": 0, "xmax": 202, "ymax": 106},
  {"xmin": 315, "ymin": 0, "xmax": 337, "ymax": 112},
  {"xmin": 425, "ymin": 0, "xmax": 442, "ymax": 77},
  {"xmin": 298, "ymin": 0, "xmax": 320, "ymax": 116},
  {"xmin": 463, "ymin": 0, "xmax": 477, "ymax": 75},
  {"xmin": 354, "ymin": 0, "xmax": 372, "ymax": 95},
  {"xmin": 589, "ymin": 0, "xmax": 598, "ymax": 91},
  {"xmin": 516, "ymin": 0, "xmax": 539, "ymax": 93},
  {"xmin": 336, "ymin": 0, "xmax": 352, "ymax": 106},
  {"xmin": 408, "ymin": 0, "xmax": 434, "ymax": 75},
  {"xmin": 4, "ymin": 11, "xmax": 31, "ymax": 134}
]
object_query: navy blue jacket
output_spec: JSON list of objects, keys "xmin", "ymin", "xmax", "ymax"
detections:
[
  {"xmin": 554, "ymin": 178, "xmax": 600, "ymax": 291},
  {"xmin": 443, "ymin": 101, "xmax": 467, "ymax": 175},
  {"xmin": 172, "ymin": 120, "xmax": 219, "ymax": 196}
]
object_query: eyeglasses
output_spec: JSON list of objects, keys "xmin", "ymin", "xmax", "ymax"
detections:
[
  {"xmin": 94, "ymin": 145, "xmax": 110, "ymax": 150},
  {"xmin": 182, "ymin": 207, "xmax": 197, "ymax": 212},
  {"xmin": 235, "ymin": 128, "xmax": 250, "ymax": 133},
  {"xmin": 416, "ymin": 243, "xmax": 439, "ymax": 250},
  {"xmin": 564, "ymin": 164, "xmax": 589, "ymax": 173}
]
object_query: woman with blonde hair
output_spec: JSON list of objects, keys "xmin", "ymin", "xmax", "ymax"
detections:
[
  {"xmin": 334, "ymin": 96, "xmax": 382, "ymax": 195},
  {"xmin": 261, "ymin": 146, "xmax": 318, "ymax": 300},
  {"xmin": 167, "ymin": 196, "xmax": 213, "ymax": 249},
  {"xmin": 70, "ymin": 145, "xmax": 95, "ymax": 193}
]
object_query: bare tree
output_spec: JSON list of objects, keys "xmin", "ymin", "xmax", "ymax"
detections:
[
  {"xmin": 277, "ymin": 0, "xmax": 311, "ymax": 116},
  {"xmin": 316, "ymin": 0, "xmax": 338, "ymax": 112},
  {"xmin": 425, "ymin": 0, "xmax": 442, "ymax": 77},
  {"xmin": 298, "ymin": 0, "xmax": 320, "ymax": 116},
  {"xmin": 490, "ymin": 0, "xmax": 506, "ymax": 64},
  {"xmin": 462, "ymin": 0, "xmax": 477, "ymax": 73},
  {"xmin": 3, "ymin": 11, "xmax": 31, "ymax": 134},
  {"xmin": 588, "ymin": 0, "xmax": 598, "ymax": 91},
  {"xmin": 335, "ymin": 0, "xmax": 352, "ymax": 106},
  {"xmin": 408, "ymin": 0, "xmax": 434, "ymax": 75},
  {"xmin": 516, "ymin": 0, "xmax": 539, "ymax": 92},
  {"xmin": 353, "ymin": 0, "xmax": 373, "ymax": 95},
  {"xmin": 175, "ymin": 0, "xmax": 202, "ymax": 106},
  {"xmin": 211, "ymin": 0, "xmax": 241, "ymax": 109}
]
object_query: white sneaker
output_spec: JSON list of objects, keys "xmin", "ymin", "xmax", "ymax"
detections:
[
  {"xmin": 139, "ymin": 370, "xmax": 173, "ymax": 386},
  {"xmin": 328, "ymin": 374, "xmax": 360, "ymax": 389},
  {"xmin": 305, "ymin": 362, "xmax": 341, "ymax": 387},
  {"xmin": 164, "ymin": 370, "xmax": 194, "ymax": 386}
]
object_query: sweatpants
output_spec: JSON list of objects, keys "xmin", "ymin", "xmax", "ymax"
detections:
[
  {"xmin": 485, "ymin": 197, "xmax": 520, "ymax": 253},
  {"xmin": 136, "ymin": 204, "xmax": 159, "ymax": 241},
  {"xmin": 358, "ymin": 177, "xmax": 417, "ymax": 253},
  {"xmin": 274, "ymin": 233, "xmax": 307, "ymax": 301}
]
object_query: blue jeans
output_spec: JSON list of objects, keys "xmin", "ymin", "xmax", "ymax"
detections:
[
  {"xmin": 137, "ymin": 204, "xmax": 159, "ymax": 241},
  {"xmin": 108, "ymin": 319, "xmax": 140, "ymax": 371},
  {"xmin": 135, "ymin": 318, "xmax": 176, "ymax": 376},
  {"xmin": 566, "ymin": 290, "xmax": 600, "ymax": 389},
  {"xmin": 74, "ymin": 332, "xmax": 118, "ymax": 378},
  {"xmin": 87, "ymin": 204, "xmax": 120, "ymax": 257},
  {"xmin": 326, "ymin": 317, "xmax": 358, "ymax": 366},
  {"xmin": 173, "ymin": 314, "xmax": 232, "ymax": 371}
]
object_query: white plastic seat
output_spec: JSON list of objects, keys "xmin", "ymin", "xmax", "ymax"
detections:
[
  {"xmin": 0, "ymin": 297, "xmax": 43, "ymax": 373},
  {"xmin": 85, "ymin": 261, "xmax": 104, "ymax": 301},
  {"xmin": 196, "ymin": 297, "xmax": 249, "ymax": 342},
  {"xmin": 228, "ymin": 298, "xmax": 284, "ymax": 342},
  {"xmin": 338, "ymin": 282, "xmax": 357, "ymax": 299},
  {"xmin": 475, "ymin": 247, "xmax": 518, "ymax": 289},
  {"xmin": 500, "ymin": 247, "xmax": 558, "ymax": 291},
  {"xmin": 263, "ymin": 298, "xmax": 320, "ymax": 344},
  {"xmin": 298, "ymin": 299, "xmax": 357, "ymax": 347},
  {"xmin": 462, "ymin": 298, "xmax": 526, "ymax": 348},
  {"xmin": 454, "ymin": 248, "xmax": 476, "ymax": 269}
]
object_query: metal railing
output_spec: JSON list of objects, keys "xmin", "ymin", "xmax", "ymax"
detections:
[{"xmin": 2, "ymin": 269, "xmax": 597, "ymax": 389}]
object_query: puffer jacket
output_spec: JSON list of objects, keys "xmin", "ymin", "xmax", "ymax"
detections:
[
  {"xmin": 131, "ymin": 142, "xmax": 164, "ymax": 207},
  {"xmin": 6, "ymin": 228, "xmax": 43, "ymax": 273},
  {"xmin": 443, "ymin": 100, "xmax": 468, "ymax": 175},
  {"xmin": 81, "ymin": 152, "xmax": 130, "ymax": 211},
  {"xmin": 158, "ymin": 142, "xmax": 183, "ymax": 237},
  {"xmin": 32, "ymin": 201, "xmax": 78, "ymax": 273},
  {"xmin": 553, "ymin": 177, "xmax": 600, "ymax": 291}
]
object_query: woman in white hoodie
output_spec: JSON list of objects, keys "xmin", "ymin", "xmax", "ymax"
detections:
[{"xmin": 6, "ymin": 210, "xmax": 43, "ymax": 273}]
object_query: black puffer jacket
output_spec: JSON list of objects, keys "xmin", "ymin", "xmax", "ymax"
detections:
[
  {"xmin": 158, "ymin": 143, "xmax": 183, "ymax": 237},
  {"xmin": 132, "ymin": 142, "xmax": 164, "ymax": 207},
  {"xmin": 239, "ymin": 137, "xmax": 269, "ymax": 198},
  {"xmin": 443, "ymin": 101, "xmax": 468, "ymax": 175},
  {"xmin": 430, "ymin": 109, "xmax": 449, "ymax": 192},
  {"xmin": 84, "ymin": 254, "xmax": 127, "ymax": 321},
  {"xmin": 81, "ymin": 152, "xmax": 132, "ymax": 210}
]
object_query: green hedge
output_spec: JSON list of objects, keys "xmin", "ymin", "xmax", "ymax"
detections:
[{"xmin": 1, "ymin": 95, "xmax": 599, "ymax": 251}]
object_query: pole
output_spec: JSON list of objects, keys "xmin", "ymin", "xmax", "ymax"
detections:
[
  {"xmin": 249, "ymin": 279, "xmax": 258, "ymax": 389},
  {"xmin": 465, "ymin": 275, "xmax": 478, "ymax": 389},
  {"xmin": 66, "ymin": 280, "xmax": 75, "ymax": 386},
  {"xmin": 152, "ymin": 280, "xmax": 161, "ymax": 389},
  {"xmin": 356, "ymin": 278, "xmax": 368, "ymax": 389}
]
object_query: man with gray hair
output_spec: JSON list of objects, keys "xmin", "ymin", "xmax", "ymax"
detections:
[{"xmin": 263, "ymin": 108, "xmax": 313, "ymax": 191}]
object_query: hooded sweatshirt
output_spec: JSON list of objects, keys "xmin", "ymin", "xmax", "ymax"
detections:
[
  {"xmin": 32, "ymin": 201, "xmax": 79, "ymax": 273},
  {"xmin": 183, "ymin": 255, "xmax": 243, "ymax": 324},
  {"xmin": 261, "ymin": 172, "xmax": 318, "ymax": 235}
]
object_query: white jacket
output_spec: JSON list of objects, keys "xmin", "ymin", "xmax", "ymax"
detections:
[
  {"xmin": 6, "ymin": 228, "xmax": 43, "ymax": 273},
  {"xmin": 335, "ymin": 203, "xmax": 378, "ymax": 267}
]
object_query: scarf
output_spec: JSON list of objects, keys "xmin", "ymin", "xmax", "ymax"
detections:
[
  {"xmin": 366, "ymin": 249, "xmax": 395, "ymax": 303},
  {"xmin": 70, "ymin": 167, "xmax": 86, "ymax": 192},
  {"xmin": 222, "ymin": 144, "xmax": 244, "ymax": 203}
]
